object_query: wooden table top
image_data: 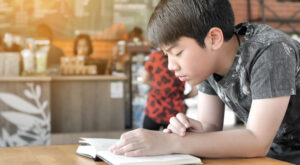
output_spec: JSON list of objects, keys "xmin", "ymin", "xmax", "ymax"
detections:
[{"xmin": 0, "ymin": 144, "xmax": 292, "ymax": 165}]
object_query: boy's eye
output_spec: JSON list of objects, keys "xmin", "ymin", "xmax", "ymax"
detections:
[{"xmin": 175, "ymin": 51, "xmax": 183, "ymax": 57}]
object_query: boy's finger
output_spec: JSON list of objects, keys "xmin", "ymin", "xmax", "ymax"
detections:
[
  {"xmin": 169, "ymin": 116, "xmax": 186, "ymax": 132},
  {"xmin": 113, "ymin": 142, "xmax": 143, "ymax": 155},
  {"xmin": 188, "ymin": 118, "xmax": 204, "ymax": 132},
  {"xmin": 163, "ymin": 128, "xmax": 171, "ymax": 133},
  {"xmin": 167, "ymin": 123, "xmax": 185, "ymax": 136},
  {"xmin": 176, "ymin": 113, "xmax": 190, "ymax": 128},
  {"xmin": 111, "ymin": 132, "xmax": 137, "ymax": 151},
  {"xmin": 124, "ymin": 148, "xmax": 145, "ymax": 157}
]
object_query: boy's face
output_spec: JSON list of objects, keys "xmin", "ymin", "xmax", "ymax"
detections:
[{"xmin": 161, "ymin": 36, "xmax": 217, "ymax": 86}]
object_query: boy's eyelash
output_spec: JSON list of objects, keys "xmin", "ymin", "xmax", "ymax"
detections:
[
  {"xmin": 161, "ymin": 51, "xmax": 182, "ymax": 57},
  {"xmin": 176, "ymin": 51, "xmax": 183, "ymax": 56}
]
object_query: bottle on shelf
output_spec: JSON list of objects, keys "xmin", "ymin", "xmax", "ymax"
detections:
[{"xmin": 21, "ymin": 40, "xmax": 35, "ymax": 76}]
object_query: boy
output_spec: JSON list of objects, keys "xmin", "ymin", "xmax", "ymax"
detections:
[{"xmin": 110, "ymin": 0, "xmax": 300, "ymax": 163}]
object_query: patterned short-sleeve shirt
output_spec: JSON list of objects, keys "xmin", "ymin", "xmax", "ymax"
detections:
[
  {"xmin": 198, "ymin": 23, "xmax": 300, "ymax": 160},
  {"xmin": 144, "ymin": 51, "xmax": 186, "ymax": 124}
]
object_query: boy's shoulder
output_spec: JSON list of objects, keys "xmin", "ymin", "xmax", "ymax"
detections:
[
  {"xmin": 239, "ymin": 23, "xmax": 289, "ymax": 44},
  {"xmin": 237, "ymin": 23, "xmax": 299, "ymax": 58}
]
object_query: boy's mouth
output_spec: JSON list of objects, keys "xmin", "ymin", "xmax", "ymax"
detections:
[
  {"xmin": 178, "ymin": 76, "xmax": 186, "ymax": 81},
  {"xmin": 176, "ymin": 74, "xmax": 187, "ymax": 81}
]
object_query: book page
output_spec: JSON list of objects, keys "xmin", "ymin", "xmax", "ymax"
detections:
[
  {"xmin": 79, "ymin": 138, "xmax": 119, "ymax": 151},
  {"xmin": 76, "ymin": 145, "xmax": 97, "ymax": 159},
  {"xmin": 97, "ymin": 151, "xmax": 201, "ymax": 165},
  {"xmin": 78, "ymin": 138, "xmax": 201, "ymax": 165}
]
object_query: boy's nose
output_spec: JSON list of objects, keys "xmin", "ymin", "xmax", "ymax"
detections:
[{"xmin": 168, "ymin": 60, "xmax": 179, "ymax": 71}]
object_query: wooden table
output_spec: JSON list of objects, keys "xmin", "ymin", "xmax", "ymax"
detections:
[{"xmin": 0, "ymin": 145, "xmax": 292, "ymax": 165}]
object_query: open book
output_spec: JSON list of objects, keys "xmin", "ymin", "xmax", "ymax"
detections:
[{"xmin": 76, "ymin": 138, "xmax": 202, "ymax": 165}]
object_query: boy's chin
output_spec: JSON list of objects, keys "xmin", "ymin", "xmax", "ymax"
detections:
[
  {"xmin": 186, "ymin": 80, "xmax": 197, "ymax": 86},
  {"xmin": 187, "ymin": 79, "xmax": 203, "ymax": 86}
]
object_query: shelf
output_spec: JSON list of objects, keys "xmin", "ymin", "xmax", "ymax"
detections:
[{"xmin": 126, "ymin": 45, "xmax": 152, "ymax": 54}]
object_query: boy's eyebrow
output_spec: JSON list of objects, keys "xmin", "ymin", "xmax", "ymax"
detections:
[{"xmin": 164, "ymin": 42, "xmax": 178, "ymax": 52}]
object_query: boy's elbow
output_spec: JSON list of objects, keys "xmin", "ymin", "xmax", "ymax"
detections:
[
  {"xmin": 257, "ymin": 137, "xmax": 274, "ymax": 157},
  {"xmin": 243, "ymin": 147, "xmax": 269, "ymax": 158},
  {"xmin": 244, "ymin": 130, "xmax": 272, "ymax": 157},
  {"xmin": 254, "ymin": 146, "xmax": 269, "ymax": 157},
  {"xmin": 245, "ymin": 142, "xmax": 271, "ymax": 158},
  {"xmin": 259, "ymin": 144, "xmax": 271, "ymax": 157}
]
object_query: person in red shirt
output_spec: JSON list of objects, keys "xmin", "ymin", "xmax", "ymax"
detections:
[{"xmin": 142, "ymin": 51, "xmax": 197, "ymax": 130}]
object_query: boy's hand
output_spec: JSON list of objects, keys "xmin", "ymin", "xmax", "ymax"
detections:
[
  {"xmin": 109, "ymin": 128, "xmax": 175, "ymax": 157},
  {"xmin": 163, "ymin": 113, "xmax": 204, "ymax": 136}
]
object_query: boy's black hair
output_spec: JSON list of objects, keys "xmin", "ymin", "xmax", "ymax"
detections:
[
  {"xmin": 73, "ymin": 34, "xmax": 93, "ymax": 56},
  {"xmin": 147, "ymin": 0, "xmax": 235, "ymax": 48}
]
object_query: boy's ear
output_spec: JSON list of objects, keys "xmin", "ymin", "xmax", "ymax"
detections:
[{"xmin": 205, "ymin": 27, "xmax": 224, "ymax": 50}]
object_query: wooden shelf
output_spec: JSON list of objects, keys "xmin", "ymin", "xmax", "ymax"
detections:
[{"xmin": 126, "ymin": 45, "xmax": 152, "ymax": 54}]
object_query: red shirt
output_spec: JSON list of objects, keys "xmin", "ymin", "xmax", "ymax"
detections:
[{"xmin": 144, "ymin": 51, "xmax": 186, "ymax": 124}]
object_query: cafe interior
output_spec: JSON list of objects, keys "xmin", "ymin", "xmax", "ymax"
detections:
[{"xmin": 0, "ymin": 0, "xmax": 299, "ymax": 148}]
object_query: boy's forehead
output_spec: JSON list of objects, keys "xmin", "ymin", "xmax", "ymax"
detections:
[{"xmin": 160, "ymin": 42, "xmax": 179, "ymax": 52}]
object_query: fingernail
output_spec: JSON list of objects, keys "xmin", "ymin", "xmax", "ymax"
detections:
[{"xmin": 181, "ymin": 128, "xmax": 186, "ymax": 132}]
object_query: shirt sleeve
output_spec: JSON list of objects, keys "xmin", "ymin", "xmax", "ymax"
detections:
[
  {"xmin": 250, "ymin": 42, "xmax": 296, "ymax": 99},
  {"xmin": 197, "ymin": 79, "xmax": 217, "ymax": 95}
]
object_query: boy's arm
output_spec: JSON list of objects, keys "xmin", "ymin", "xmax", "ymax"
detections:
[
  {"xmin": 197, "ymin": 92, "xmax": 225, "ymax": 132},
  {"xmin": 175, "ymin": 95, "xmax": 290, "ymax": 158},
  {"xmin": 110, "ymin": 95, "xmax": 290, "ymax": 158}
]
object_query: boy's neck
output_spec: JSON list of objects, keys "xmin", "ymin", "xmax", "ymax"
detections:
[{"xmin": 214, "ymin": 34, "xmax": 243, "ymax": 76}]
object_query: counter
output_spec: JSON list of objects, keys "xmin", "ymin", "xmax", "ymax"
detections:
[
  {"xmin": 0, "ymin": 77, "xmax": 51, "ymax": 146},
  {"xmin": 50, "ymin": 75, "xmax": 127, "ymax": 133},
  {"xmin": 0, "ymin": 75, "xmax": 127, "ymax": 146},
  {"xmin": 0, "ymin": 76, "xmax": 52, "ymax": 82}
]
